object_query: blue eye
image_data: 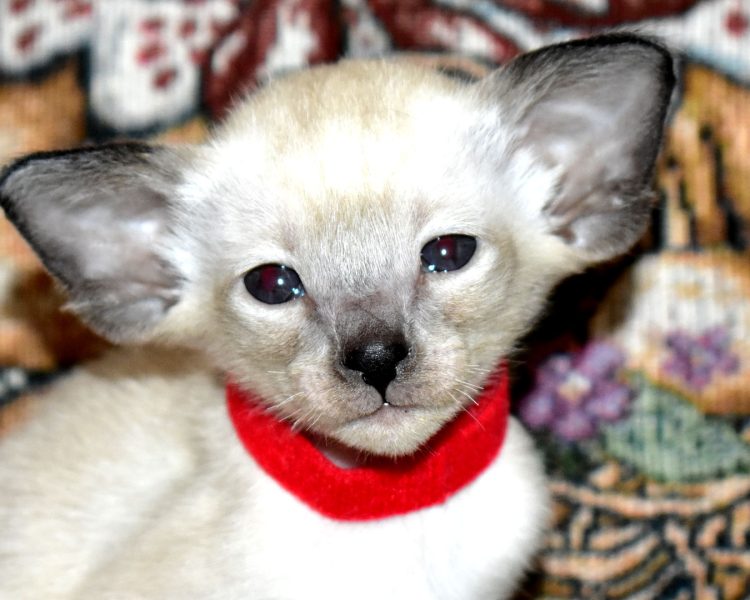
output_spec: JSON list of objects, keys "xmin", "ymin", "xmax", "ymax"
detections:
[
  {"xmin": 420, "ymin": 235, "xmax": 477, "ymax": 273},
  {"xmin": 243, "ymin": 264, "xmax": 305, "ymax": 304}
]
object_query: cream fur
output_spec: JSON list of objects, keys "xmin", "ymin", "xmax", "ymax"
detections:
[
  {"xmin": 0, "ymin": 37, "xmax": 674, "ymax": 599},
  {"xmin": 0, "ymin": 60, "xmax": 555, "ymax": 600},
  {"xmin": 0, "ymin": 348, "xmax": 547, "ymax": 600}
]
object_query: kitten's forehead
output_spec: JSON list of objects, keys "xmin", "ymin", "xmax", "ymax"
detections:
[
  {"xmin": 220, "ymin": 59, "xmax": 470, "ymax": 140},
  {"xmin": 202, "ymin": 60, "xmax": 487, "ymax": 291},
  {"xmin": 214, "ymin": 60, "xmax": 480, "ymax": 202}
]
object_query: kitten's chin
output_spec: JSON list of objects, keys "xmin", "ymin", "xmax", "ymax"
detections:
[{"xmin": 327, "ymin": 403, "xmax": 460, "ymax": 457}]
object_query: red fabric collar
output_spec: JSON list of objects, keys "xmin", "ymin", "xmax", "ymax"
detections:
[{"xmin": 226, "ymin": 369, "xmax": 509, "ymax": 521}]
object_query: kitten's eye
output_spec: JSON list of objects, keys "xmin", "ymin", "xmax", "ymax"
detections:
[
  {"xmin": 420, "ymin": 234, "xmax": 477, "ymax": 273},
  {"xmin": 243, "ymin": 264, "xmax": 305, "ymax": 304}
]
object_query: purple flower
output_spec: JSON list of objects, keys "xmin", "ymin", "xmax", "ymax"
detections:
[
  {"xmin": 519, "ymin": 341, "xmax": 633, "ymax": 442},
  {"xmin": 662, "ymin": 326, "xmax": 740, "ymax": 391}
]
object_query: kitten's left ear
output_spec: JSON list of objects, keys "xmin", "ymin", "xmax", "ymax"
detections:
[
  {"xmin": 479, "ymin": 34, "xmax": 676, "ymax": 263},
  {"xmin": 0, "ymin": 143, "xmax": 192, "ymax": 343}
]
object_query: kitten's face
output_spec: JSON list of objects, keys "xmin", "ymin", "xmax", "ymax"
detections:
[
  {"xmin": 182, "ymin": 66, "xmax": 567, "ymax": 455},
  {"xmin": 0, "ymin": 37, "xmax": 675, "ymax": 456}
]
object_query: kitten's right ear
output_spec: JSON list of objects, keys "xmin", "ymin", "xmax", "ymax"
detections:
[
  {"xmin": 0, "ymin": 143, "xmax": 192, "ymax": 343},
  {"xmin": 477, "ymin": 34, "xmax": 676, "ymax": 265}
]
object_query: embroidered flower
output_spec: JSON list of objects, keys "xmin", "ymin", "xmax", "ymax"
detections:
[
  {"xmin": 661, "ymin": 326, "xmax": 740, "ymax": 391},
  {"xmin": 519, "ymin": 341, "xmax": 634, "ymax": 442}
]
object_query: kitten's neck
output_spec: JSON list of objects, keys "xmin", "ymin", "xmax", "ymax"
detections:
[{"xmin": 225, "ymin": 369, "xmax": 509, "ymax": 521}]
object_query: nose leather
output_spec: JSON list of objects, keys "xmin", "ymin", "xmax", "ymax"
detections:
[{"xmin": 343, "ymin": 339, "xmax": 409, "ymax": 397}]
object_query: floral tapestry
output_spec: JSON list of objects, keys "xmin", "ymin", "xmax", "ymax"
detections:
[{"xmin": 1, "ymin": 1, "xmax": 749, "ymax": 597}]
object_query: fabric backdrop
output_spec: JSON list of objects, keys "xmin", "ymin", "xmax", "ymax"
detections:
[{"xmin": 1, "ymin": 1, "xmax": 750, "ymax": 598}]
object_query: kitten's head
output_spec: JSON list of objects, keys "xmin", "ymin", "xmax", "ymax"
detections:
[{"xmin": 0, "ymin": 35, "xmax": 674, "ymax": 456}]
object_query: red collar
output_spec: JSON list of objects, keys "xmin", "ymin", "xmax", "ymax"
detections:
[{"xmin": 226, "ymin": 369, "xmax": 509, "ymax": 521}]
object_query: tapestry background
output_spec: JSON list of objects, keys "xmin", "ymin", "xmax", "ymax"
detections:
[{"xmin": 1, "ymin": 1, "xmax": 749, "ymax": 597}]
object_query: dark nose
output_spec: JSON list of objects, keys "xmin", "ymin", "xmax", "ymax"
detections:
[{"xmin": 343, "ymin": 339, "xmax": 409, "ymax": 397}]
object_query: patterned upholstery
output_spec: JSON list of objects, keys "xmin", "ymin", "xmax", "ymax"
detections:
[{"xmin": 1, "ymin": 1, "xmax": 749, "ymax": 597}]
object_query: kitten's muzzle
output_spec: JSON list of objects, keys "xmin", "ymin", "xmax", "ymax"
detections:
[{"xmin": 342, "ymin": 338, "xmax": 409, "ymax": 399}]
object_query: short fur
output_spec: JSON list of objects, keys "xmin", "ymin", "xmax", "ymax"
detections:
[{"xmin": 0, "ymin": 35, "xmax": 674, "ymax": 599}]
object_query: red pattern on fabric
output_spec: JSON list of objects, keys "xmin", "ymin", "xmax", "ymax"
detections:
[
  {"xmin": 203, "ymin": 0, "xmax": 341, "ymax": 119},
  {"xmin": 499, "ymin": 0, "xmax": 701, "ymax": 27},
  {"xmin": 226, "ymin": 369, "xmax": 509, "ymax": 521},
  {"xmin": 725, "ymin": 7, "xmax": 749, "ymax": 36},
  {"xmin": 368, "ymin": 0, "xmax": 519, "ymax": 61}
]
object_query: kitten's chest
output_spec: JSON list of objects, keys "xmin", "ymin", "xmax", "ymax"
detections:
[{"xmin": 207, "ymin": 419, "xmax": 545, "ymax": 600}]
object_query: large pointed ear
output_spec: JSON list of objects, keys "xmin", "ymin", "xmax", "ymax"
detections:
[
  {"xmin": 479, "ymin": 34, "xmax": 676, "ymax": 263},
  {"xmin": 0, "ymin": 143, "xmax": 191, "ymax": 343}
]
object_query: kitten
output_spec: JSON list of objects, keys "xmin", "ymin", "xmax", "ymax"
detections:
[{"xmin": 0, "ymin": 34, "xmax": 674, "ymax": 599}]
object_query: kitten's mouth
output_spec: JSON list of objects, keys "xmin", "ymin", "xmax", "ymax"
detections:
[
  {"xmin": 355, "ymin": 400, "xmax": 424, "ymax": 426},
  {"xmin": 368, "ymin": 401, "xmax": 408, "ymax": 415},
  {"xmin": 347, "ymin": 381, "xmax": 454, "ymax": 427}
]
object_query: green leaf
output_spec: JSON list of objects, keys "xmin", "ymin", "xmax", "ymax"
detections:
[{"xmin": 604, "ymin": 379, "xmax": 750, "ymax": 482}]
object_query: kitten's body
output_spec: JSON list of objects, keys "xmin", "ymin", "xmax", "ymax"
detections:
[
  {"xmin": 0, "ymin": 349, "xmax": 545, "ymax": 600},
  {"xmin": 0, "ymin": 36, "xmax": 674, "ymax": 599}
]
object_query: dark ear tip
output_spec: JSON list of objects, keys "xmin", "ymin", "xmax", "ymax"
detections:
[
  {"xmin": 0, "ymin": 158, "xmax": 30, "ymax": 218},
  {"xmin": 520, "ymin": 33, "xmax": 676, "ymax": 83},
  {"xmin": 507, "ymin": 33, "xmax": 677, "ymax": 114},
  {"xmin": 0, "ymin": 141, "xmax": 163, "ymax": 213},
  {"xmin": 600, "ymin": 32, "xmax": 677, "ymax": 90},
  {"xmin": 555, "ymin": 31, "xmax": 670, "ymax": 50},
  {"xmin": 545, "ymin": 31, "xmax": 671, "ymax": 54},
  {"xmin": 0, "ymin": 150, "xmax": 65, "ymax": 220},
  {"xmin": 562, "ymin": 32, "xmax": 675, "ymax": 83}
]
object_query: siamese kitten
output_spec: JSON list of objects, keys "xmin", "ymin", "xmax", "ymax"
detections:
[{"xmin": 0, "ymin": 35, "xmax": 674, "ymax": 600}]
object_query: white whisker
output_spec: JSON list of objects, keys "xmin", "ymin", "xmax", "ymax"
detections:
[
  {"xmin": 465, "ymin": 364, "xmax": 490, "ymax": 373},
  {"xmin": 453, "ymin": 386, "xmax": 479, "ymax": 406},
  {"xmin": 291, "ymin": 407, "xmax": 316, "ymax": 432},
  {"xmin": 274, "ymin": 391, "xmax": 305, "ymax": 408},
  {"xmin": 306, "ymin": 411, "xmax": 324, "ymax": 431},
  {"xmin": 455, "ymin": 378, "xmax": 482, "ymax": 391},
  {"xmin": 458, "ymin": 404, "xmax": 484, "ymax": 430}
]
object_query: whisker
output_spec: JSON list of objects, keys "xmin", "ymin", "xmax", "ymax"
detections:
[
  {"xmin": 307, "ymin": 411, "xmax": 324, "ymax": 430},
  {"xmin": 455, "ymin": 378, "xmax": 482, "ymax": 391},
  {"xmin": 291, "ymin": 406, "xmax": 317, "ymax": 432},
  {"xmin": 453, "ymin": 387, "xmax": 479, "ymax": 406},
  {"xmin": 281, "ymin": 401, "xmax": 310, "ymax": 422},
  {"xmin": 459, "ymin": 404, "xmax": 484, "ymax": 430},
  {"xmin": 274, "ymin": 391, "xmax": 305, "ymax": 408}
]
